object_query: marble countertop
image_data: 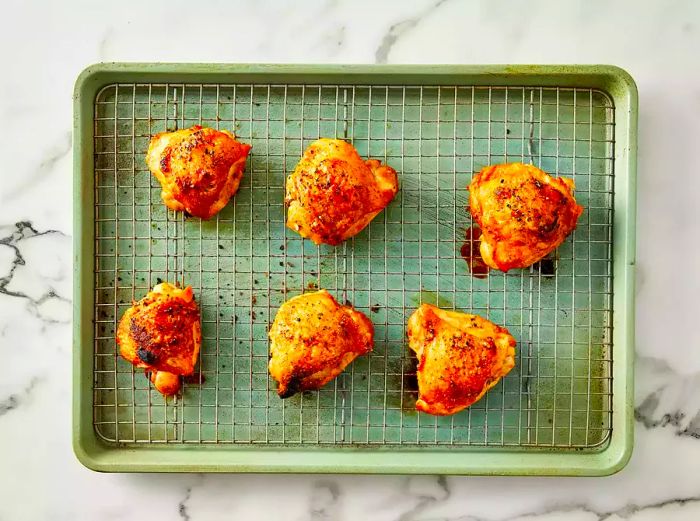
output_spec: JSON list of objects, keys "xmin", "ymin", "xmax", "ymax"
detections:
[{"xmin": 1, "ymin": 0, "xmax": 699, "ymax": 519}]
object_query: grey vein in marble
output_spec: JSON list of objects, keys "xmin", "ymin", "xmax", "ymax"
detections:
[
  {"xmin": 395, "ymin": 476, "xmax": 450, "ymax": 521},
  {"xmin": 178, "ymin": 487, "xmax": 192, "ymax": 521},
  {"xmin": 0, "ymin": 221, "xmax": 64, "ymax": 298},
  {"xmin": 374, "ymin": 0, "xmax": 451, "ymax": 63},
  {"xmin": 0, "ymin": 377, "xmax": 41, "ymax": 418},
  {"xmin": 309, "ymin": 480, "xmax": 341, "ymax": 521},
  {"xmin": 414, "ymin": 495, "xmax": 700, "ymax": 521},
  {"xmin": 634, "ymin": 356, "xmax": 700, "ymax": 439},
  {"xmin": 2, "ymin": 131, "xmax": 71, "ymax": 201},
  {"xmin": 0, "ymin": 221, "xmax": 71, "ymax": 324}
]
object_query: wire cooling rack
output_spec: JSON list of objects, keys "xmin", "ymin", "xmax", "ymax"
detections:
[{"xmin": 93, "ymin": 82, "xmax": 614, "ymax": 448}]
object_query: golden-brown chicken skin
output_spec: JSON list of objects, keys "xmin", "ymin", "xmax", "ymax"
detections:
[
  {"xmin": 268, "ymin": 290, "xmax": 374, "ymax": 398},
  {"xmin": 116, "ymin": 283, "xmax": 202, "ymax": 396},
  {"xmin": 285, "ymin": 138, "xmax": 399, "ymax": 245},
  {"xmin": 407, "ymin": 304, "xmax": 516, "ymax": 416},
  {"xmin": 468, "ymin": 163, "xmax": 583, "ymax": 271},
  {"xmin": 146, "ymin": 125, "xmax": 251, "ymax": 219}
]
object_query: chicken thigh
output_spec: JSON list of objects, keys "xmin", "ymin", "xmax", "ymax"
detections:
[
  {"xmin": 285, "ymin": 138, "xmax": 398, "ymax": 245},
  {"xmin": 268, "ymin": 290, "xmax": 374, "ymax": 398},
  {"xmin": 468, "ymin": 162, "xmax": 583, "ymax": 271},
  {"xmin": 407, "ymin": 304, "xmax": 516, "ymax": 416},
  {"xmin": 146, "ymin": 125, "xmax": 251, "ymax": 219},
  {"xmin": 117, "ymin": 283, "xmax": 201, "ymax": 396}
]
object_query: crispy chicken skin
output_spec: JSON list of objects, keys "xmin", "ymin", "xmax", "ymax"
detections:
[
  {"xmin": 146, "ymin": 125, "xmax": 251, "ymax": 219},
  {"xmin": 116, "ymin": 283, "xmax": 202, "ymax": 396},
  {"xmin": 268, "ymin": 290, "xmax": 374, "ymax": 398},
  {"xmin": 407, "ymin": 304, "xmax": 516, "ymax": 416},
  {"xmin": 468, "ymin": 163, "xmax": 583, "ymax": 271},
  {"xmin": 285, "ymin": 138, "xmax": 399, "ymax": 245}
]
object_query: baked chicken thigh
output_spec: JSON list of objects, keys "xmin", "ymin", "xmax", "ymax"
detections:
[
  {"xmin": 268, "ymin": 290, "xmax": 374, "ymax": 398},
  {"xmin": 146, "ymin": 125, "xmax": 251, "ymax": 219},
  {"xmin": 117, "ymin": 283, "xmax": 201, "ymax": 396},
  {"xmin": 407, "ymin": 304, "xmax": 516, "ymax": 416},
  {"xmin": 285, "ymin": 138, "xmax": 398, "ymax": 245},
  {"xmin": 468, "ymin": 163, "xmax": 583, "ymax": 271}
]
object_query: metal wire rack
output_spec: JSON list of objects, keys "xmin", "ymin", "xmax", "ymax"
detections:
[{"xmin": 93, "ymin": 82, "xmax": 614, "ymax": 448}]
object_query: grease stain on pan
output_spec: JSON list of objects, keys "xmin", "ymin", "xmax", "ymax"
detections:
[{"xmin": 411, "ymin": 290, "xmax": 453, "ymax": 309}]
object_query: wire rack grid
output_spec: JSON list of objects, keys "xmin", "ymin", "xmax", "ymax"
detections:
[{"xmin": 93, "ymin": 81, "xmax": 614, "ymax": 449}]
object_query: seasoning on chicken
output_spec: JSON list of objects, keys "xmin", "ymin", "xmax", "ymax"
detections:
[
  {"xmin": 407, "ymin": 304, "xmax": 516, "ymax": 416},
  {"xmin": 146, "ymin": 125, "xmax": 251, "ymax": 219},
  {"xmin": 468, "ymin": 162, "xmax": 583, "ymax": 271},
  {"xmin": 268, "ymin": 290, "xmax": 374, "ymax": 398},
  {"xmin": 116, "ymin": 283, "xmax": 201, "ymax": 396},
  {"xmin": 285, "ymin": 138, "xmax": 398, "ymax": 245}
]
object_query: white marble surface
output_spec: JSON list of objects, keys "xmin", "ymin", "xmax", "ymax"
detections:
[{"xmin": 1, "ymin": 0, "xmax": 700, "ymax": 519}]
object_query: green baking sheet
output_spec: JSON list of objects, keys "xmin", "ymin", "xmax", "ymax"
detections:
[{"xmin": 73, "ymin": 64, "xmax": 636, "ymax": 475}]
